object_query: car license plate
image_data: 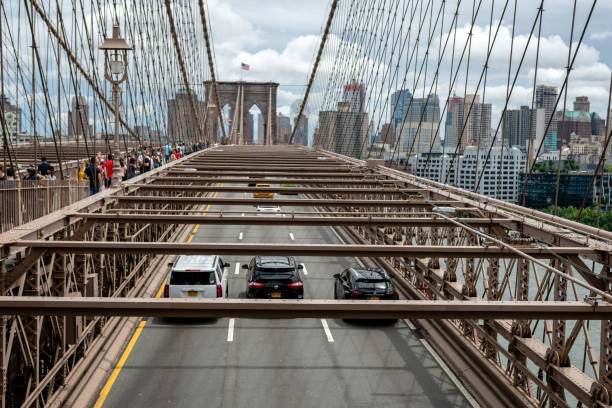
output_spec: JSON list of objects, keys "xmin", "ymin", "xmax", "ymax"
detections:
[
  {"xmin": 188, "ymin": 291, "xmax": 198, "ymax": 297},
  {"xmin": 271, "ymin": 292, "xmax": 281, "ymax": 298},
  {"xmin": 369, "ymin": 296, "xmax": 380, "ymax": 300}
]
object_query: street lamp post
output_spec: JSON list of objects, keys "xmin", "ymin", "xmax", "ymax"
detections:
[{"xmin": 99, "ymin": 24, "xmax": 132, "ymax": 186}]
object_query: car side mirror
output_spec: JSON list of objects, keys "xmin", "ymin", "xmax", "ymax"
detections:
[
  {"xmin": 242, "ymin": 264, "xmax": 249, "ymax": 269},
  {"xmin": 332, "ymin": 273, "xmax": 340, "ymax": 279},
  {"xmin": 297, "ymin": 265, "xmax": 304, "ymax": 270},
  {"xmin": 167, "ymin": 262, "xmax": 174, "ymax": 267},
  {"xmin": 224, "ymin": 262, "xmax": 231, "ymax": 268}
]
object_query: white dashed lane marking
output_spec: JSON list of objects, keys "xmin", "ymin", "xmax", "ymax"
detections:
[
  {"xmin": 289, "ymin": 232, "xmax": 295, "ymax": 241},
  {"xmin": 239, "ymin": 232, "xmax": 243, "ymax": 240},
  {"xmin": 321, "ymin": 319, "xmax": 334, "ymax": 343},
  {"xmin": 235, "ymin": 262, "xmax": 240, "ymax": 275},
  {"xmin": 301, "ymin": 263, "xmax": 308, "ymax": 275},
  {"xmin": 227, "ymin": 319, "xmax": 235, "ymax": 342}
]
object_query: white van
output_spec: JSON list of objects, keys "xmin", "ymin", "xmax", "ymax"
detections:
[{"xmin": 164, "ymin": 255, "xmax": 230, "ymax": 298}]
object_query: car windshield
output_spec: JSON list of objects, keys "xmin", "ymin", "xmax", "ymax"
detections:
[
  {"xmin": 170, "ymin": 271, "xmax": 215, "ymax": 285},
  {"xmin": 355, "ymin": 279, "xmax": 389, "ymax": 291}
]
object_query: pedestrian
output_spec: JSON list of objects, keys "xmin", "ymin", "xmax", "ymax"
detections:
[
  {"xmin": 78, "ymin": 160, "xmax": 88, "ymax": 181},
  {"xmin": 24, "ymin": 168, "xmax": 37, "ymax": 181},
  {"xmin": 37, "ymin": 156, "xmax": 51, "ymax": 176},
  {"xmin": 104, "ymin": 154, "xmax": 114, "ymax": 187},
  {"xmin": 85, "ymin": 157, "xmax": 102, "ymax": 195},
  {"xmin": 45, "ymin": 167, "xmax": 57, "ymax": 180},
  {"xmin": 127, "ymin": 157, "xmax": 137, "ymax": 179},
  {"xmin": 120, "ymin": 158, "xmax": 127, "ymax": 181},
  {"xmin": 96, "ymin": 158, "xmax": 105, "ymax": 190},
  {"xmin": 141, "ymin": 154, "xmax": 151, "ymax": 173},
  {"xmin": 152, "ymin": 153, "xmax": 161, "ymax": 169}
]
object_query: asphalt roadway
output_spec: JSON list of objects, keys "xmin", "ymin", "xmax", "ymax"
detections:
[{"xmin": 97, "ymin": 191, "xmax": 477, "ymax": 408}]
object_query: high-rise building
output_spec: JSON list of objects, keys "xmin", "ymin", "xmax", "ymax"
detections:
[
  {"xmin": 167, "ymin": 89, "xmax": 206, "ymax": 142},
  {"xmin": 318, "ymin": 101, "xmax": 368, "ymax": 159},
  {"xmin": 444, "ymin": 95, "xmax": 464, "ymax": 148},
  {"xmin": 390, "ymin": 89, "xmax": 413, "ymax": 129},
  {"xmin": 536, "ymin": 85, "xmax": 558, "ymax": 146},
  {"xmin": 450, "ymin": 94, "xmax": 491, "ymax": 152},
  {"xmin": 409, "ymin": 145, "xmax": 526, "ymax": 202},
  {"xmin": 294, "ymin": 115, "xmax": 308, "ymax": 146},
  {"xmin": 573, "ymin": 96, "xmax": 590, "ymax": 112},
  {"xmin": 67, "ymin": 96, "xmax": 91, "ymax": 142},
  {"xmin": 554, "ymin": 110, "xmax": 593, "ymax": 145},
  {"xmin": 343, "ymin": 81, "xmax": 366, "ymax": 112},
  {"xmin": 277, "ymin": 113, "xmax": 292, "ymax": 144},
  {"xmin": 1, "ymin": 94, "xmax": 23, "ymax": 145},
  {"xmin": 502, "ymin": 106, "xmax": 545, "ymax": 149},
  {"xmin": 378, "ymin": 123, "xmax": 395, "ymax": 145},
  {"xmin": 591, "ymin": 112, "xmax": 606, "ymax": 137},
  {"xmin": 395, "ymin": 94, "xmax": 440, "ymax": 153}
]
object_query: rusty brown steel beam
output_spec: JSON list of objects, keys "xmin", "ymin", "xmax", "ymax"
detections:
[
  {"xmin": 165, "ymin": 170, "xmax": 370, "ymax": 178},
  {"xmin": 150, "ymin": 177, "xmax": 390, "ymax": 185},
  {"xmin": 114, "ymin": 196, "xmax": 461, "ymax": 208},
  {"xmin": 129, "ymin": 184, "xmax": 420, "ymax": 194},
  {"xmin": 0, "ymin": 297, "xmax": 608, "ymax": 320},
  {"xmin": 11, "ymin": 241, "xmax": 598, "ymax": 258},
  {"xmin": 68, "ymin": 213, "xmax": 518, "ymax": 228},
  {"xmin": 174, "ymin": 165, "xmax": 354, "ymax": 172}
]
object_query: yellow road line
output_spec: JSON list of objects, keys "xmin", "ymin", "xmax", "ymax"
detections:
[
  {"xmin": 94, "ymin": 185, "xmax": 222, "ymax": 407},
  {"xmin": 93, "ymin": 320, "xmax": 146, "ymax": 408}
]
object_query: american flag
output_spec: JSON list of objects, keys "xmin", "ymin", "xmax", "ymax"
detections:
[{"xmin": 241, "ymin": 62, "xmax": 250, "ymax": 71}]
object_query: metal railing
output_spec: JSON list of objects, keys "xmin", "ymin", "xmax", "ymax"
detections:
[{"xmin": 0, "ymin": 179, "xmax": 89, "ymax": 233}]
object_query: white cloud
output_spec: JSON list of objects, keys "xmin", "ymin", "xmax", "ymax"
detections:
[{"xmin": 590, "ymin": 31, "xmax": 612, "ymax": 41}]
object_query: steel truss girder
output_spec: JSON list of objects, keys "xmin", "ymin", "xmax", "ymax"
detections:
[
  {"xmin": 67, "ymin": 214, "xmax": 519, "ymax": 228},
  {"xmin": 113, "ymin": 196, "xmax": 462, "ymax": 208},
  {"xmin": 11, "ymin": 241, "xmax": 599, "ymax": 258},
  {"xmin": 0, "ymin": 297, "xmax": 608, "ymax": 320},
  {"xmin": 128, "ymin": 184, "xmax": 421, "ymax": 195}
]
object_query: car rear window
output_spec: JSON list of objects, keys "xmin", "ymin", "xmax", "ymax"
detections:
[
  {"xmin": 170, "ymin": 271, "xmax": 215, "ymax": 285},
  {"xmin": 356, "ymin": 279, "xmax": 390, "ymax": 291},
  {"xmin": 258, "ymin": 267, "xmax": 295, "ymax": 273}
]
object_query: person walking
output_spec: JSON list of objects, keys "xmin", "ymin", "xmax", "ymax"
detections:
[
  {"xmin": 37, "ymin": 156, "xmax": 51, "ymax": 176},
  {"xmin": 84, "ymin": 157, "xmax": 102, "ymax": 195},
  {"xmin": 103, "ymin": 154, "xmax": 114, "ymax": 187}
]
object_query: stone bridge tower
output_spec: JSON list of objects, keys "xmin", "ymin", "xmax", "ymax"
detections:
[{"xmin": 204, "ymin": 81, "xmax": 279, "ymax": 145}]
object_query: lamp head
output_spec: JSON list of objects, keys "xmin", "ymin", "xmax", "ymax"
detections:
[{"xmin": 99, "ymin": 25, "xmax": 132, "ymax": 51}]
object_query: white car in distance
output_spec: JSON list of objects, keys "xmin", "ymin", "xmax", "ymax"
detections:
[{"xmin": 255, "ymin": 205, "xmax": 282, "ymax": 215}]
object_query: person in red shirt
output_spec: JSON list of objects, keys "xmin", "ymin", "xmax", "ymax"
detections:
[{"xmin": 104, "ymin": 154, "xmax": 114, "ymax": 187}]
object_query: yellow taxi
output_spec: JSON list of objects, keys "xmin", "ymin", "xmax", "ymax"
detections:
[{"xmin": 254, "ymin": 183, "xmax": 274, "ymax": 198}]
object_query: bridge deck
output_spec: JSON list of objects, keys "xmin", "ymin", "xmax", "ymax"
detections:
[{"xmin": 98, "ymin": 191, "xmax": 475, "ymax": 408}]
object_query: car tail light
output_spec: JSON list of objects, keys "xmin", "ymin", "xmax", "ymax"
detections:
[
  {"xmin": 248, "ymin": 281, "xmax": 264, "ymax": 289},
  {"xmin": 388, "ymin": 291, "xmax": 398, "ymax": 296},
  {"xmin": 288, "ymin": 281, "xmax": 303, "ymax": 289},
  {"xmin": 217, "ymin": 284, "xmax": 222, "ymax": 297},
  {"xmin": 163, "ymin": 284, "xmax": 169, "ymax": 298},
  {"xmin": 351, "ymin": 291, "xmax": 362, "ymax": 296}
]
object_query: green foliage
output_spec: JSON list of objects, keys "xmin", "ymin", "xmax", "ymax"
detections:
[
  {"xmin": 604, "ymin": 164, "xmax": 612, "ymax": 172},
  {"xmin": 541, "ymin": 205, "xmax": 612, "ymax": 231}
]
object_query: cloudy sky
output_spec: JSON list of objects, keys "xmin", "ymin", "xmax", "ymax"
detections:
[
  {"xmin": 204, "ymin": 0, "xmax": 612, "ymax": 140},
  {"xmin": 4, "ymin": 0, "xmax": 612, "ymax": 144}
]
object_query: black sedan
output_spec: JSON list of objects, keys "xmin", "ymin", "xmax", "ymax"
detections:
[
  {"xmin": 244, "ymin": 256, "xmax": 304, "ymax": 299},
  {"xmin": 333, "ymin": 267, "xmax": 399, "ymax": 300}
]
